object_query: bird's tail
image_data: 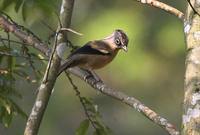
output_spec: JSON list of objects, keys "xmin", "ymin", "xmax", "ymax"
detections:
[{"xmin": 57, "ymin": 60, "xmax": 72, "ymax": 77}]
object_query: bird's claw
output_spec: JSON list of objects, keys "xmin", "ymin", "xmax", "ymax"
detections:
[{"xmin": 83, "ymin": 74, "xmax": 103, "ymax": 83}]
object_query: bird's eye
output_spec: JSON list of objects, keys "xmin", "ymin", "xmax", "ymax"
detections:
[{"xmin": 115, "ymin": 39, "xmax": 121, "ymax": 45}]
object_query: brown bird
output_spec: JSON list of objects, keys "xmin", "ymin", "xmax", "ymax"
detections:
[{"xmin": 57, "ymin": 29, "xmax": 129, "ymax": 79}]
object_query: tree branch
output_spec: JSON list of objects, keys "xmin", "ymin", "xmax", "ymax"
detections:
[
  {"xmin": 0, "ymin": 14, "xmax": 51, "ymax": 57},
  {"xmin": 23, "ymin": 0, "xmax": 75, "ymax": 135},
  {"xmin": 68, "ymin": 68, "xmax": 180, "ymax": 135},
  {"xmin": 0, "ymin": 11, "xmax": 180, "ymax": 135},
  {"xmin": 136, "ymin": 0, "xmax": 184, "ymax": 21},
  {"xmin": 182, "ymin": 1, "xmax": 200, "ymax": 134}
]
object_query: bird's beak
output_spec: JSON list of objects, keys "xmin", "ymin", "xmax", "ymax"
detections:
[{"xmin": 121, "ymin": 46, "xmax": 128, "ymax": 52}]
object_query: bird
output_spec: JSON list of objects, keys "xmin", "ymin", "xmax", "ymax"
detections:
[{"xmin": 57, "ymin": 29, "xmax": 129, "ymax": 80}]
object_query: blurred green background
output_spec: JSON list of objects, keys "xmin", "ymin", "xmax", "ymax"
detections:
[{"xmin": 0, "ymin": 0, "xmax": 186, "ymax": 134}]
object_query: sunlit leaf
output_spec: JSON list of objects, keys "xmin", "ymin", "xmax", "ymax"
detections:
[{"xmin": 5, "ymin": 104, "xmax": 11, "ymax": 114}]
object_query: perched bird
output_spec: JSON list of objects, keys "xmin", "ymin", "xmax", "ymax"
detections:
[{"xmin": 57, "ymin": 29, "xmax": 129, "ymax": 78}]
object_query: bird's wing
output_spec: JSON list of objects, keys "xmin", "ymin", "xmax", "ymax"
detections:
[
  {"xmin": 70, "ymin": 41, "xmax": 111, "ymax": 56},
  {"xmin": 57, "ymin": 41, "xmax": 112, "ymax": 76}
]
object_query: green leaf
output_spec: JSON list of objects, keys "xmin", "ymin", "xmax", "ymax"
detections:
[
  {"xmin": 75, "ymin": 119, "xmax": 90, "ymax": 135},
  {"xmin": 15, "ymin": 0, "xmax": 23, "ymax": 12}
]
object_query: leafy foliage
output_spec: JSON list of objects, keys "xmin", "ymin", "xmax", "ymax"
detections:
[
  {"xmin": 0, "ymin": 43, "xmax": 43, "ymax": 127},
  {"xmin": 0, "ymin": 94, "xmax": 27, "ymax": 127},
  {"xmin": 0, "ymin": 46, "xmax": 26, "ymax": 127}
]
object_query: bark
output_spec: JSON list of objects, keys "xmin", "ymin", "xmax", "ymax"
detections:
[
  {"xmin": 23, "ymin": 0, "xmax": 74, "ymax": 135},
  {"xmin": 183, "ymin": 0, "xmax": 200, "ymax": 134}
]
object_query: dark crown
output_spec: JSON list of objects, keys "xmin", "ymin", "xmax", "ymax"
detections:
[{"xmin": 115, "ymin": 29, "xmax": 129, "ymax": 47}]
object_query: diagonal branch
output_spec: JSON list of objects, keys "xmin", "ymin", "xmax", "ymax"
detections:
[
  {"xmin": 0, "ymin": 14, "xmax": 50, "ymax": 57},
  {"xmin": 0, "ymin": 12, "xmax": 180, "ymax": 135},
  {"xmin": 136, "ymin": 0, "xmax": 184, "ymax": 21},
  {"xmin": 68, "ymin": 68, "xmax": 180, "ymax": 135}
]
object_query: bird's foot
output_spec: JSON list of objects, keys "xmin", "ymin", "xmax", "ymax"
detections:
[
  {"xmin": 84, "ymin": 74, "xmax": 103, "ymax": 83},
  {"xmin": 82, "ymin": 69, "xmax": 103, "ymax": 83}
]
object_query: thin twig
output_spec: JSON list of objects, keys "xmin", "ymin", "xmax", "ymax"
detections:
[
  {"xmin": 54, "ymin": 11, "xmax": 63, "ymax": 28},
  {"xmin": 136, "ymin": 0, "xmax": 184, "ymax": 21},
  {"xmin": 59, "ymin": 28, "xmax": 83, "ymax": 36},
  {"xmin": 65, "ymin": 72, "xmax": 97, "ymax": 129},
  {"xmin": 21, "ymin": 44, "xmax": 38, "ymax": 78},
  {"xmin": 43, "ymin": 32, "xmax": 59, "ymax": 83}
]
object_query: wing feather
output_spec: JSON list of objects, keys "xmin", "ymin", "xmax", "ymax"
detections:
[{"xmin": 57, "ymin": 40, "xmax": 112, "ymax": 76}]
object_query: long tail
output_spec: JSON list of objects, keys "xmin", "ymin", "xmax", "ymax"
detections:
[{"xmin": 57, "ymin": 60, "xmax": 72, "ymax": 77}]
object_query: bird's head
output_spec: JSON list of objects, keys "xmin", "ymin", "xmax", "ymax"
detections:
[{"xmin": 103, "ymin": 29, "xmax": 129, "ymax": 52}]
